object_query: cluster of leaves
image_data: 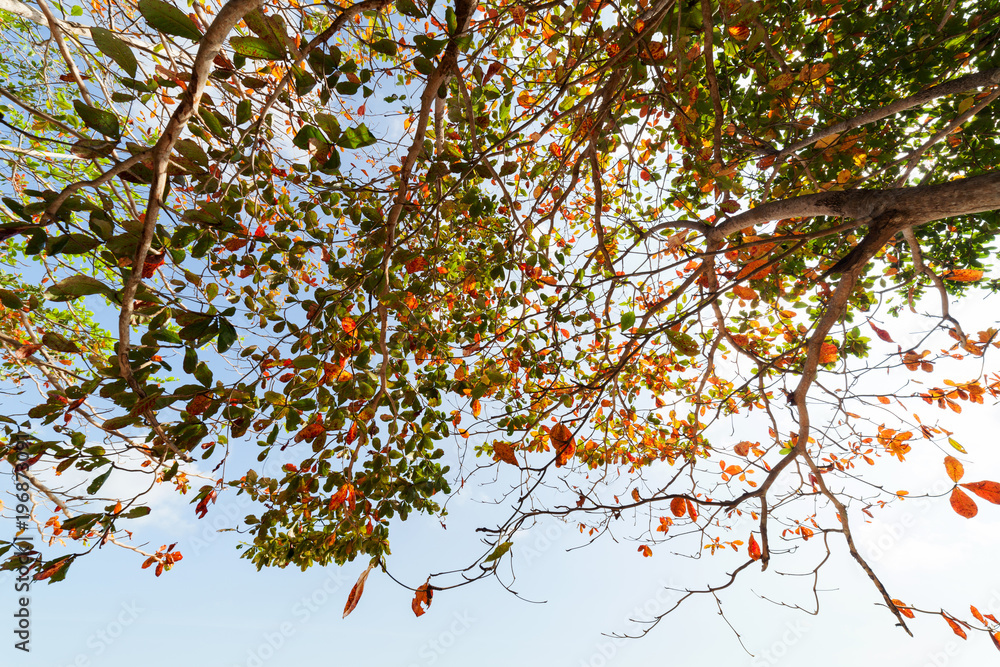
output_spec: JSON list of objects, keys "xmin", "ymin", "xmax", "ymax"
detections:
[{"xmin": 1, "ymin": 0, "xmax": 1000, "ymax": 652}]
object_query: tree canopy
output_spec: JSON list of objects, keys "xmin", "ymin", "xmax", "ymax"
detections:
[{"xmin": 1, "ymin": 0, "xmax": 1000, "ymax": 651}]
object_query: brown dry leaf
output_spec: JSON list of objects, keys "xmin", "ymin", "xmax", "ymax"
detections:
[
  {"xmin": 343, "ymin": 562, "xmax": 375, "ymax": 618},
  {"xmin": 944, "ymin": 455, "xmax": 965, "ymax": 483},
  {"xmin": 412, "ymin": 580, "xmax": 433, "ymax": 617},
  {"xmin": 551, "ymin": 423, "xmax": 576, "ymax": 467},
  {"xmin": 734, "ymin": 441, "xmax": 752, "ymax": 457},
  {"xmin": 493, "ymin": 441, "xmax": 518, "ymax": 466},
  {"xmin": 14, "ymin": 343, "xmax": 41, "ymax": 359},
  {"xmin": 950, "ymin": 487, "xmax": 978, "ymax": 518}
]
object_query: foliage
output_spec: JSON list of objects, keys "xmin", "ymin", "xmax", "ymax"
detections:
[{"xmin": 1, "ymin": 0, "xmax": 1000, "ymax": 650}]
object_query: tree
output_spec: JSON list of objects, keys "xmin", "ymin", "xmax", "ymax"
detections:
[{"xmin": 1, "ymin": 0, "xmax": 999, "ymax": 651}]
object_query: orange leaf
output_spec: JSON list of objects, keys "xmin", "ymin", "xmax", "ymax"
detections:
[
  {"xmin": 550, "ymin": 423, "xmax": 576, "ymax": 467},
  {"xmin": 818, "ymin": 342, "xmax": 838, "ymax": 364},
  {"xmin": 943, "ymin": 614, "xmax": 968, "ymax": 640},
  {"xmin": 748, "ymin": 533, "xmax": 761, "ymax": 560},
  {"xmin": 732, "ymin": 285, "xmax": 757, "ymax": 300},
  {"xmin": 670, "ymin": 497, "xmax": 687, "ymax": 518},
  {"xmin": 685, "ymin": 499, "xmax": 699, "ymax": 521},
  {"xmin": 294, "ymin": 417, "xmax": 326, "ymax": 443},
  {"xmin": 405, "ymin": 257, "xmax": 427, "ymax": 274},
  {"xmin": 877, "ymin": 396, "xmax": 891, "ymax": 404},
  {"xmin": 631, "ymin": 488, "xmax": 641, "ymax": 503},
  {"xmin": 944, "ymin": 455, "xmax": 965, "ymax": 483},
  {"xmin": 992, "ymin": 631, "xmax": 1000, "ymax": 652},
  {"xmin": 412, "ymin": 580, "xmax": 433, "ymax": 617},
  {"xmin": 329, "ymin": 484, "xmax": 352, "ymax": 511},
  {"xmin": 343, "ymin": 562, "xmax": 375, "ymax": 618},
  {"xmin": 971, "ymin": 605, "xmax": 986, "ymax": 625},
  {"xmin": 638, "ymin": 544, "xmax": 652, "ymax": 557},
  {"xmin": 960, "ymin": 480, "xmax": 1000, "ymax": 504},
  {"xmin": 493, "ymin": 441, "xmax": 518, "ymax": 466},
  {"xmin": 944, "ymin": 269, "xmax": 984, "ymax": 283},
  {"xmin": 892, "ymin": 599, "xmax": 915, "ymax": 619},
  {"xmin": 471, "ymin": 398, "xmax": 482, "ymax": 418},
  {"xmin": 950, "ymin": 487, "xmax": 978, "ymax": 518},
  {"xmin": 727, "ymin": 25, "xmax": 750, "ymax": 41}
]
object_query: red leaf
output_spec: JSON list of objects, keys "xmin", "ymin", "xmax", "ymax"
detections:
[
  {"xmin": 638, "ymin": 544, "xmax": 653, "ymax": 557},
  {"xmin": 950, "ymin": 487, "xmax": 978, "ymax": 518},
  {"xmin": 943, "ymin": 613, "xmax": 968, "ymax": 640},
  {"xmin": 141, "ymin": 250, "xmax": 166, "ymax": 279},
  {"xmin": 748, "ymin": 533, "xmax": 761, "ymax": 560},
  {"xmin": 869, "ymin": 321, "xmax": 894, "ymax": 343},
  {"xmin": 960, "ymin": 481, "xmax": 1000, "ymax": 505},
  {"xmin": 685, "ymin": 499, "xmax": 699, "ymax": 521},
  {"xmin": 343, "ymin": 562, "xmax": 375, "ymax": 618},
  {"xmin": 412, "ymin": 580, "xmax": 433, "ymax": 617},
  {"xmin": 944, "ymin": 455, "xmax": 965, "ymax": 483}
]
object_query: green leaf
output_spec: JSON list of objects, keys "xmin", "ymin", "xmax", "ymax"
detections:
[
  {"xmin": 48, "ymin": 234, "xmax": 102, "ymax": 255},
  {"xmin": 90, "ymin": 27, "xmax": 138, "ymax": 77},
  {"xmin": 217, "ymin": 318, "xmax": 237, "ymax": 353},
  {"xmin": 0, "ymin": 289, "xmax": 24, "ymax": 310},
  {"xmin": 42, "ymin": 332, "xmax": 81, "ymax": 354},
  {"xmin": 137, "ymin": 0, "xmax": 202, "ymax": 41},
  {"xmin": 484, "ymin": 540, "xmax": 512, "ymax": 563},
  {"xmin": 338, "ymin": 124, "xmax": 377, "ymax": 149},
  {"xmin": 44, "ymin": 275, "xmax": 115, "ymax": 301},
  {"xmin": 236, "ymin": 99, "xmax": 252, "ymax": 125},
  {"xmin": 293, "ymin": 125, "xmax": 327, "ymax": 150},
  {"xmin": 87, "ymin": 466, "xmax": 113, "ymax": 494},
  {"xmin": 371, "ymin": 38, "xmax": 398, "ymax": 56},
  {"xmin": 949, "ymin": 437, "xmax": 968, "ymax": 454},
  {"xmin": 103, "ymin": 414, "xmax": 139, "ymax": 430},
  {"xmin": 230, "ymin": 36, "xmax": 284, "ymax": 60},
  {"xmin": 73, "ymin": 101, "xmax": 120, "ymax": 138},
  {"xmin": 122, "ymin": 506, "xmax": 152, "ymax": 518},
  {"xmin": 666, "ymin": 330, "xmax": 700, "ymax": 356},
  {"xmin": 620, "ymin": 311, "xmax": 636, "ymax": 330},
  {"xmin": 198, "ymin": 108, "xmax": 225, "ymax": 138}
]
